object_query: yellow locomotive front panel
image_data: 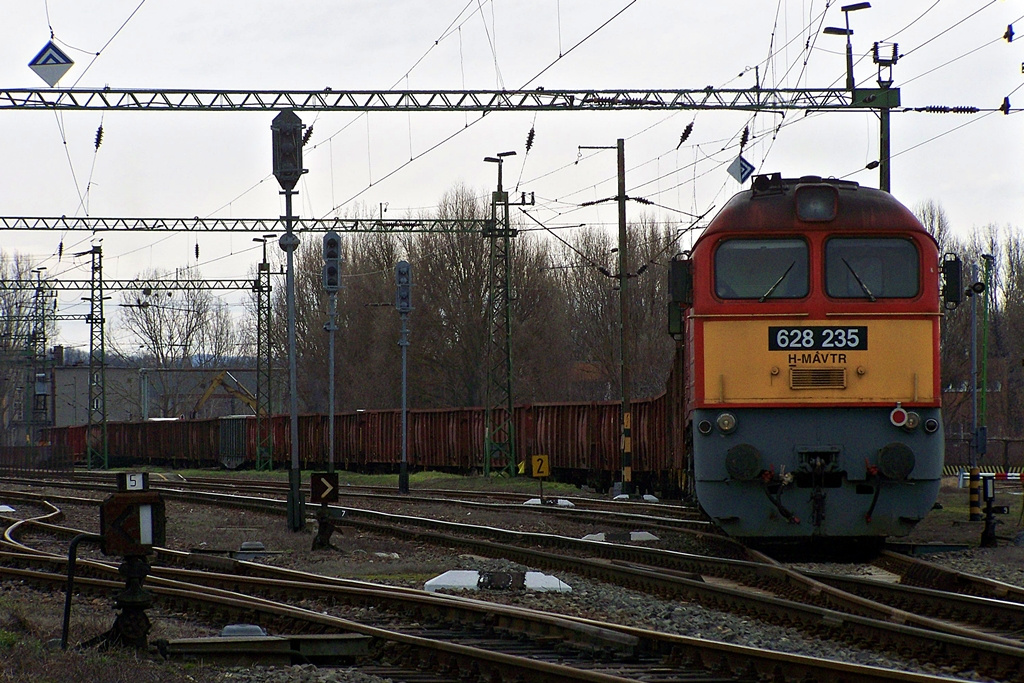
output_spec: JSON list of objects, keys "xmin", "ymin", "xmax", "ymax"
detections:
[{"xmin": 699, "ymin": 317, "xmax": 937, "ymax": 406}]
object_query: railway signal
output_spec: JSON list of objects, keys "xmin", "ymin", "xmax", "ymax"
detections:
[
  {"xmin": 395, "ymin": 260, "xmax": 412, "ymax": 313},
  {"xmin": 322, "ymin": 231, "xmax": 341, "ymax": 292},
  {"xmin": 271, "ymin": 110, "xmax": 305, "ymax": 191},
  {"xmin": 980, "ymin": 473, "xmax": 1009, "ymax": 548},
  {"xmin": 273, "ymin": 110, "xmax": 306, "ymax": 532}
]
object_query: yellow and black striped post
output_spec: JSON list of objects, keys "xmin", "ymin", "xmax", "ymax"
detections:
[{"xmin": 969, "ymin": 467, "xmax": 982, "ymax": 521}]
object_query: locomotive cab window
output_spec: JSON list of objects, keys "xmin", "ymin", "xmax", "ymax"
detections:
[
  {"xmin": 825, "ymin": 237, "xmax": 919, "ymax": 300},
  {"xmin": 715, "ymin": 238, "xmax": 809, "ymax": 300}
]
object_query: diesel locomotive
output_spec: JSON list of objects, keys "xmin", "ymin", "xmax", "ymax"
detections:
[{"xmin": 668, "ymin": 173, "xmax": 960, "ymax": 541}]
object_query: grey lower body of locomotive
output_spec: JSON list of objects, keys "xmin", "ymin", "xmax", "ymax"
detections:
[{"xmin": 693, "ymin": 407, "xmax": 943, "ymax": 539}]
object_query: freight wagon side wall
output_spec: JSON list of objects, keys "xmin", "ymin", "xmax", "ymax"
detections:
[
  {"xmin": 42, "ymin": 424, "xmax": 87, "ymax": 461},
  {"xmin": 520, "ymin": 403, "xmax": 616, "ymax": 473},
  {"xmin": 411, "ymin": 408, "xmax": 481, "ymax": 471},
  {"xmin": 107, "ymin": 420, "xmax": 220, "ymax": 468},
  {"xmin": 42, "ymin": 391, "xmax": 688, "ymax": 495}
]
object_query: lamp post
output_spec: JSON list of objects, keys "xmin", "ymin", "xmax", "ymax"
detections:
[
  {"xmin": 822, "ymin": 3, "xmax": 870, "ymax": 91},
  {"xmin": 824, "ymin": 3, "xmax": 897, "ymax": 192}
]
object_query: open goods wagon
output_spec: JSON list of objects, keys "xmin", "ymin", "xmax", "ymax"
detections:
[{"xmin": 43, "ymin": 391, "xmax": 686, "ymax": 496}]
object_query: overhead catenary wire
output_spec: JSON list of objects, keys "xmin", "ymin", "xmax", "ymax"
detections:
[
  {"xmin": 900, "ymin": 1, "xmax": 999, "ymax": 61},
  {"xmin": 320, "ymin": 1, "xmax": 642, "ymax": 218},
  {"xmin": 18, "ymin": 3, "xmax": 1024, "ymax": 335}
]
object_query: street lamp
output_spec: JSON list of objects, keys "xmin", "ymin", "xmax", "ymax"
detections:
[
  {"xmin": 483, "ymin": 150, "xmax": 517, "ymax": 191},
  {"xmin": 823, "ymin": 2, "xmax": 870, "ymax": 91}
]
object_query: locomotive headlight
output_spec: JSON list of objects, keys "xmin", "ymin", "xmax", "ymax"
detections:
[
  {"xmin": 716, "ymin": 412, "xmax": 737, "ymax": 433},
  {"xmin": 904, "ymin": 412, "xmax": 921, "ymax": 430},
  {"xmin": 726, "ymin": 443, "xmax": 762, "ymax": 481},
  {"xmin": 878, "ymin": 442, "xmax": 916, "ymax": 480},
  {"xmin": 795, "ymin": 185, "xmax": 838, "ymax": 222}
]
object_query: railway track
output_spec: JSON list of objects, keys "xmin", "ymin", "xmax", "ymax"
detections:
[
  {"xmin": 0, "ymin": 471, "xmax": 715, "ymax": 534},
  {"xmin": 3, "ymin": 478, "xmax": 1024, "ymax": 680},
  {"xmin": 0, "ymin": 490, "xmax": 967, "ymax": 682}
]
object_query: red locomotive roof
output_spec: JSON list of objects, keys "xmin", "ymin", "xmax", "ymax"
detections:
[
  {"xmin": 692, "ymin": 174, "xmax": 931, "ymax": 250},
  {"xmin": 686, "ymin": 173, "xmax": 941, "ymax": 316}
]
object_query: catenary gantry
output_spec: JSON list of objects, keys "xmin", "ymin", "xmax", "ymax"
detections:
[{"xmin": 0, "ymin": 87, "xmax": 887, "ymax": 112}]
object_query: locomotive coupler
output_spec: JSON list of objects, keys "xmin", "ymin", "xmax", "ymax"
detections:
[
  {"xmin": 809, "ymin": 457, "xmax": 827, "ymax": 528},
  {"xmin": 864, "ymin": 462, "xmax": 882, "ymax": 523},
  {"xmin": 761, "ymin": 467, "xmax": 799, "ymax": 524}
]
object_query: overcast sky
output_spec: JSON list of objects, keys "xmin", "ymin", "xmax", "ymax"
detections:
[{"xmin": 1, "ymin": 1, "xmax": 1021, "ymax": 351}]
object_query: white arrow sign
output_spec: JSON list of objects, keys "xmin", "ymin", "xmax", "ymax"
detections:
[{"xmin": 29, "ymin": 41, "xmax": 73, "ymax": 87}]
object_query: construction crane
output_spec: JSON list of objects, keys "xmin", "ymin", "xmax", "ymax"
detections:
[{"xmin": 191, "ymin": 370, "xmax": 259, "ymax": 418}]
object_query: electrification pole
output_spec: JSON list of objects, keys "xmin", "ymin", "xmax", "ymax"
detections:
[
  {"xmin": 580, "ymin": 139, "xmax": 634, "ymax": 497},
  {"xmin": 29, "ymin": 267, "xmax": 52, "ymax": 446},
  {"xmin": 824, "ymin": 3, "xmax": 899, "ymax": 192},
  {"xmin": 253, "ymin": 234, "xmax": 276, "ymax": 471},
  {"xmin": 483, "ymin": 151, "xmax": 517, "ymax": 478},
  {"xmin": 970, "ymin": 262, "xmax": 979, "ymax": 472},
  {"xmin": 79, "ymin": 245, "xmax": 107, "ymax": 469},
  {"xmin": 616, "ymin": 138, "xmax": 634, "ymax": 497},
  {"xmin": 980, "ymin": 254, "xmax": 994, "ymax": 449}
]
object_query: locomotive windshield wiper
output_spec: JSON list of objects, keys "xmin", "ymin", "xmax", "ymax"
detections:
[
  {"xmin": 842, "ymin": 258, "xmax": 876, "ymax": 301},
  {"xmin": 759, "ymin": 261, "xmax": 795, "ymax": 302}
]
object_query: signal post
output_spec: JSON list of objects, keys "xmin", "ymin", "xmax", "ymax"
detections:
[
  {"xmin": 271, "ymin": 110, "xmax": 307, "ymax": 532},
  {"xmin": 95, "ymin": 473, "xmax": 166, "ymax": 648},
  {"xmin": 312, "ymin": 231, "xmax": 342, "ymax": 549},
  {"xmin": 395, "ymin": 261, "xmax": 412, "ymax": 494}
]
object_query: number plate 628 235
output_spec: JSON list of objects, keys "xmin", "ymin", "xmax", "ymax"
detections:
[{"xmin": 768, "ymin": 326, "xmax": 867, "ymax": 351}]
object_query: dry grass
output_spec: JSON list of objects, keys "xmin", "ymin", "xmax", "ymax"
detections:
[{"xmin": 0, "ymin": 589, "xmax": 222, "ymax": 683}]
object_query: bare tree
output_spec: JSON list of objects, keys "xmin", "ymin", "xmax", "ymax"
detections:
[
  {"xmin": 405, "ymin": 184, "xmax": 493, "ymax": 407},
  {"xmin": 112, "ymin": 267, "xmax": 244, "ymax": 417},
  {"xmin": 551, "ymin": 215, "xmax": 676, "ymax": 402},
  {"xmin": 334, "ymin": 232, "xmax": 404, "ymax": 411},
  {"xmin": 554, "ymin": 228, "xmax": 619, "ymax": 400},
  {"xmin": 915, "ymin": 200, "xmax": 952, "ymax": 252},
  {"xmin": 627, "ymin": 214, "xmax": 678, "ymax": 398},
  {"xmin": 507, "ymin": 232, "xmax": 575, "ymax": 403}
]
